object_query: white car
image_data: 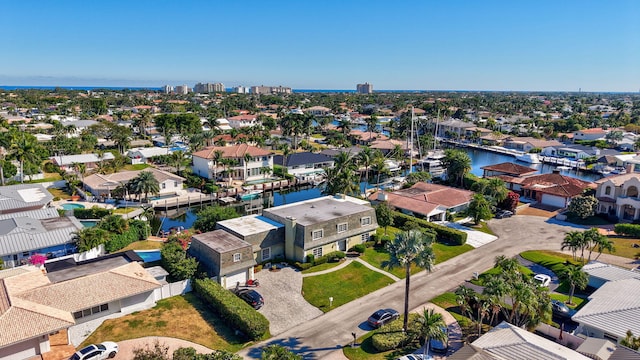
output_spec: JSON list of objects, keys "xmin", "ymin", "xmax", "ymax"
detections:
[
  {"xmin": 533, "ymin": 273, "xmax": 551, "ymax": 287},
  {"xmin": 69, "ymin": 342, "xmax": 118, "ymax": 360},
  {"xmin": 396, "ymin": 354, "xmax": 430, "ymax": 360}
]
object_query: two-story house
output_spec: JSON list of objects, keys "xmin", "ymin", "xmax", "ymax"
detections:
[
  {"xmin": 594, "ymin": 172, "xmax": 640, "ymax": 221},
  {"xmin": 272, "ymin": 152, "xmax": 334, "ymax": 180},
  {"xmin": 227, "ymin": 114, "xmax": 259, "ymax": 128},
  {"xmin": 573, "ymin": 128, "xmax": 608, "ymax": 142},
  {"xmin": 503, "ymin": 137, "xmax": 563, "ymax": 153},
  {"xmin": 191, "ymin": 144, "xmax": 273, "ymax": 181}
]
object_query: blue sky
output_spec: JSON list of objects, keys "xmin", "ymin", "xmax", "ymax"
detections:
[{"xmin": 1, "ymin": 0, "xmax": 639, "ymax": 91}]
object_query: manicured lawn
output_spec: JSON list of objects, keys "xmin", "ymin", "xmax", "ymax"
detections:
[
  {"xmin": 124, "ymin": 164, "xmax": 151, "ymax": 171},
  {"xmin": 520, "ymin": 250, "xmax": 580, "ymax": 275},
  {"xmin": 302, "ymin": 261, "xmax": 394, "ymax": 312},
  {"xmin": 81, "ymin": 294, "xmax": 247, "ymax": 351},
  {"xmin": 550, "ymin": 293, "xmax": 586, "ymax": 310},
  {"xmin": 433, "ymin": 243, "xmax": 474, "ymax": 263},
  {"xmin": 343, "ymin": 330, "xmax": 416, "ymax": 360},
  {"xmin": 430, "ymin": 292, "xmax": 458, "ymax": 309},
  {"xmin": 113, "ymin": 207, "xmax": 137, "ymax": 214},
  {"xmin": 48, "ymin": 188, "xmax": 72, "ymax": 200},
  {"xmin": 468, "ymin": 222, "xmax": 495, "ymax": 236},
  {"xmin": 566, "ymin": 216, "xmax": 612, "ymax": 226},
  {"xmin": 118, "ymin": 240, "xmax": 164, "ymax": 252},
  {"xmin": 301, "ymin": 261, "xmax": 343, "ymax": 274},
  {"xmin": 607, "ymin": 236, "xmax": 640, "ymax": 259}
]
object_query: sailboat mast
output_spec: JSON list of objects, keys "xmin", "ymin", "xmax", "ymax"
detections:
[{"xmin": 409, "ymin": 107, "xmax": 414, "ymax": 174}]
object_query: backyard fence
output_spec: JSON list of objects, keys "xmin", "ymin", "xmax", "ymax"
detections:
[{"xmin": 155, "ymin": 278, "xmax": 192, "ymax": 300}]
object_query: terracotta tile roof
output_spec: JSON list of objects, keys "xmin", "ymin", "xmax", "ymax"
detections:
[
  {"xmin": 227, "ymin": 114, "xmax": 257, "ymax": 121},
  {"xmin": 594, "ymin": 172, "xmax": 639, "ymax": 185},
  {"xmin": 505, "ymin": 137, "xmax": 563, "ymax": 148},
  {"xmin": 516, "ymin": 173, "xmax": 594, "ymax": 197},
  {"xmin": 368, "ymin": 191, "xmax": 439, "ymax": 216},
  {"xmin": 350, "ymin": 130, "xmax": 389, "ymax": 142},
  {"xmin": 370, "ymin": 139, "xmax": 408, "ymax": 150},
  {"xmin": 577, "ymin": 128, "xmax": 606, "ymax": 134},
  {"xmin": 192, "ymin": 144, "xmax": 272, "ymax": 159},
  {"xmin": 368, "ymin": 182, "xmax": 474, "ymax": 215},
  {"xmin": 481, "ymin": 162, "xmax": 537, "ymax": 176},
  {"xmin": 409, "ymin": 182, "xmax": 475, "ymax": 208}
]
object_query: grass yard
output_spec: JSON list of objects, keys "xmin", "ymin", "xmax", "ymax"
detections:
[
  {"xmin": 48, "ymin": 188, "xmax": 72, "ymax": 200},
  {"xmin": 520, "ymin": 250, "xmax": 580, "ymax": 275},
  {"xmin": 301, "ymin": 261, "xmax": 343, "ymax": 274},
  {"xmin": 566, "ymin": 216, "xmax": 612, "ymax": 226},
  {"xmin": 118, "ymin": 240, "xmax": 164, "ymax": 252},
  {"xmin": 607, "ymin": 236, "xmax": 640, "ymax": 259},
  {"xmin": 81, "ymin": 294, "xmax": 247, "ymax": 351},
  {"xmin": 468, "ymin": 221, "xmax": 495, "ymax": 235},
  {"xmin": 550, "ymin": 293, "xmax": 586, "ymax": 310},
  {"xmin": 433, "ymin": 243, "xmax": 474, "ymax": 263},
  {"xmin": 302, "ymin": 261, "xmax": 394, "ymax": 312},
  {"xmin": 113, "ymin": 207, "xmax": 137, "ymax": 214},
  {"xmin": 343, "ymin": 330, "xmax": 416, "ymax": 360},
  {"xmin": 123, "ymin": 164, "xmax": 151, "ymax": 171}
]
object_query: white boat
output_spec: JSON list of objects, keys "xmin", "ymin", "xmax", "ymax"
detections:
[
  {"xmin": 556, "ymin": 166, "xmax": 571, "ymax": 171},
  {"xmin": 239, "ymin": 189, "xmax": 263, "ymax": 201},
  {"xmin": 384, "ymin": 159, "xmax": 402, "ymax": 172},
  {"xmin": 515, "ymin": 153, "xmax": 541, "ymax": 164}
]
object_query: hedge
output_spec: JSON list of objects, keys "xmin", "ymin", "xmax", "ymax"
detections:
[
  {"xmin": 73, "ymin": 207, "xmax": 112, "ymax": 219},
  {"xmin": 104, "ymin": 231, "xmax": 138, "ymax": 253},
  {"xmin": 392, "ymin": 211, "xmax": 467, "ymax": 245},
  {"xmin": 614, "ymin": 223, "xmax": 640, "ymax": 237},
  {"xmin": 371, "ymin": 314, "xmax": 418, "ymax": 351},
  {"xmin": 193, "ymin": 278, "xmax": 269, "ymax": 340}
]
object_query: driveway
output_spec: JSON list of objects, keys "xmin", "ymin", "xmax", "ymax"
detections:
[
  {"xmin": 446, "ymin": 222, "xmax": 498, "ymax": 248},
  {"xmin": 254, "ymin": 265, "xmax": 323, "ymax": 336}
]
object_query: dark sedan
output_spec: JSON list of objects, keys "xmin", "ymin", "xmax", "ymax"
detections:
[
  {"xmin": 368, "ymin": 308, "xmax": 399, "ymax": 328},
  {"xmin": 551, "ymin": 299, "xmax": 573, "ymax": 319},
  {"xmin": 235, "ymin": 288, "xmax": 264, "ymax": 309}
]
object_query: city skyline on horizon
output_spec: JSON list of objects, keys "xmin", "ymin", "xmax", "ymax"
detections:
[{"xmin": 1, "ymin": 1, "xmax": 639, "ymax": 92}]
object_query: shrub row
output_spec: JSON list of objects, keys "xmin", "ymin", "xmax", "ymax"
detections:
[
  {"xmin": 614, "ymin": 223, "xmax": 640, "ymax": 237},
  {"xmin": 392, "ymin": 211, "xmax": 467, "ymax": 245},
  {"xmin": 349, "ymin": 244, "xmax": 366, "ymax": 253},
  {"xmin": 193, "ymin": 278, "xmax": 269, "ymax": 340},
  {"xmin": 73, "ymin": 207, "xmax": 112, "ymax": 219},
  {"xmin": 103, "ymin": 220, "xmax": 150, "ymax": 252},
  {"xmin": 371, "ymin": 314, "xmax": 418, "ymax": 351}
]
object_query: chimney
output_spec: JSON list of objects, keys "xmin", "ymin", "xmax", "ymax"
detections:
[
  {"xmin": 284, "ymin": 216, "xmax": 297, "ymax": 260},
  {"xmin": 627, "ymin": 164, "xmax": 635, "ymax": 174},
  {"xmin": 377, "ymin": 191, "xmax": 388, "ymax": 201}
]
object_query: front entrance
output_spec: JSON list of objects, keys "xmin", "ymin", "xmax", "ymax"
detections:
[{"xmin": 337, "ymin": 239, "xmax": 347, "ymax": 252}]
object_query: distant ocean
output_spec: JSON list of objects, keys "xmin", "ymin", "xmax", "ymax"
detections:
[{"xmin": 0, "ymin": 85, "xmax": 427, "ymax": 93}]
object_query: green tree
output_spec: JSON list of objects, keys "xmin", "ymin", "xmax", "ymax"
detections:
[
  {"xmin": 468, "ymin": 194, "xmax": 492, "ymax": 225},
  {"xmin": 193, "ymin": 205, "xmax": 240, "ymax": 232},
  {"xmin": 567, "ymin": 195, "xmax": 598, "ymax": 219},
  {"xmin": 442, "ymin": 149, "xmax": 471, "ymax": 187},
  {"xmin": 11, "ymin": 134, "xmax": 40, "ymax": 183},
  {"xmin": 161, "ymin": 240, "xmax": 198, "ymax": 281},
  {"xmin": 561, "ymin": 231, "xmax": 584, "ymax": 261},
  {"xmin": 375, "ymin": 202, "xmax": 394, "ymax": 236},
  {"xmin": 621, "ymin": 330, "xmax": 640, "ymax": 351},
  {"xmin": 472, "ymin": 178, "xmax": 508, "ymax": 205},
  {"xmin": 129, "ymin": 171, "xmax": 160, "ymax": 202},
  {"xmin": 558, "ymin": 264, "xmax": 588, "ymax": 305},
  {"xmin": 405, "ymin": 171, "xmax": 431, "ymax": 186},
  {"xmin": 413, "ymin": 308, "xmax": 447, "ymax": 358},
  {"xmin": 383, "ymin": 230, "xmax": 436, "ymax": 331},
  {"xmin": 261, "ymin": 345, "xmax": 302, "ymax": 360},
  {"xmin": 582, "ymin": 227, "xmax": 615, "ymax": 262},
  {"xmin": 72, "ymin": 227, "xmax": 110, "ymax": 252}
]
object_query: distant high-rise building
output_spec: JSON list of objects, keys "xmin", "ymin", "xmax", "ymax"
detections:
[
  {"xmin": 194, "ymin": 82, "xmax": 226, "ymax": 93},
  {"xmin": 162, "ymin": 85, "xmax": 173, "ymax": 94},
  {"xmin": 232, "ymin": 86, "xmax": 249, "ymax": 94},
  {"xmin": 250, "ymin": 85, "xmax": 292, "ymax": 95},
  {"xmin": 356, "ymin": 82, "xmax": 373, "ymax": 94},
  {"xmin": 174, "ymin": 85, "xmax": 189, "ymax": 95}
]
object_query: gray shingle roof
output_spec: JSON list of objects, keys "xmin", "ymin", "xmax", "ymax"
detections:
[
  {"xmin": 573, "ymin": 278, "xmax": 640, "ymax": 339},
  {"xmin": 273, "ymin": 152, "xmax": 334, "ymax": 167}
]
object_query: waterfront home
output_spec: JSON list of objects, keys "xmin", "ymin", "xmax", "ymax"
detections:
[
  {"xmin": 82, "ymin": 167, "xmax": 185, "ymax": 199},
  {"xmin": 481, "ymin": 162, "xmax": 537, "ymax": 178},
  {"xmin": 368, "ymin": 182, "xmax": 474, "ymax": 221},
  {"xmin": 0, "ymin": 258, "xmax": 161, "ymax": 358},
  {"xmin": 50, "ymin": 153, "xmax": 116, "ymax": 171},
  {"xmin": 227, "ymin": 114, "xmax": 259, "ymax": 128},
  {"xmin": 126, "ymin": 146, "xmax": 172, "ymax": 164},
  {"xmin": 191, "ymin": 144, "xmax": 273, "ymax": 181},
  {"xmin": 503, "ymin": 171, "xmax": 594, "ymax": 208},
  {"xmin": 503, "ymin": 137, "xmax": 563, "ymax": 153},
  {"xmin": 349, "ymin": 129, "xmax": 389, "ymax": 145},
  {"xmin": 370, "ymin": 139, "xmax": 408, "ymax": 156},
  {"xmin": 479, "ymin": 132, "xmax": 510, "ymax": 146},
  {"xmin": 304, "ymin": 105, "xmax": 332, "ymax": 116},
  {"xmin": 539, "ymin": 144, "xmax": 618, "ymax": 160},
  {"xmin": 594, "ymin": 172, "xmax": 640, "ymax": 221},
  {"xmin": 0, "ymin": 184, "xmax": 53, "ymax": 215},
  {"xmin": 431, "ymin": 118, "xmax": 476, "ymax": 139},
  {"xmin": 0, "ymin": 208, "xmax": 82, "ymax": 268},
  {"xmin": 573, "ymin": 127, "xmax": 608, "ymax": 141},
  {"xmin": 273, "ymin": 152, "xmax": 334, "ymax": 179},
  {"xmin": 216, "ymin": 215, "xmax": 285, "ymax": 264},
  {"xmin": 319, "ymin": 146, "xmax": 363, "ymax": 158}
]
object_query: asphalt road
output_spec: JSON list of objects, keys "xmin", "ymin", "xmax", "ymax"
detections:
[{"xmin": 237, "ymin": 216, "xmax": 585, "ymax": 359}]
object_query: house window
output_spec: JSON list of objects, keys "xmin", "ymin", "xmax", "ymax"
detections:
[
  {"xmin": 174, "ymin": 181, "xmax": 178, "ymax": 187},
  {"xmin": 233, "ymin": 253, "xmax": 241, "ymax": 262},
  {"xmin": 161, "ymin": 183, "xmax": 166, "ymax": 189},
  {"xmin": 603, "ymin": 332, "xmax": 617, "ymax": 342},
  {"xmin": 312, "ymin": 247, "xmax": 323, "ymax": 258},
  {"xmin": 312, "ymin": 229, "xmax": 323, "ymax": 240},
  {"xmin": 261, "ymin": 247, "xmax": 271, "ymax": 261},
  {"xmin": 604, "ymin": 186, "xmax": 611, "ymax": 195},
  {"xmin": 337, "ymin": 223, "xmax": 348, "ymax": 233},
  {"xmin": 361, "ymin": 217, "xmax": 372, "ymax": 226},
  {"xmin": 361, "ymin": 233, "xmax": 370, "ymax": 242},
  {"xmin": 73, "ymin": 303, "xmax": 109, "ymax": 319}
]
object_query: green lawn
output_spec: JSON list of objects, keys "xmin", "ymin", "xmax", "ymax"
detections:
[
  {"xmin": 607, "ymin": 236, "xmax": 640, "ymax": 259},
  {"xmin": 302, "ymin": 261, "xmax": 394, "ymax": 312},
  {"xmin": 520, "ymin": 250, "xmax": 580, "ymax": 275},
  {"xmin": 124, "ymin": 163, "xmax": 151, "ymax": 171},
  {"xmin": 48, "ymin": 188, "xmax": 72, "ymax": 200},
  {"xmin": 301, "ymin": 261, "xmax": 343, "ymax": 274},
  {"xmin": 433, "ymin": 243, "xmax": 474, "ymax": 263},
  {"xmin": 113, "ymin": 207, "xmax": 137, "ymax": 214},
  {"xmin": 343, "ymin": 330, "xmax": 416, "ymax": 360},
  {"xmin": 118, "ymin": 240, "xmax": 164, "ymax": 252},
  {"xmin": 467, "ymin": 222, "xmax": 495, "ymax": 235},
  {"xmin": 550, "ymin": 293, "xmax": 586, "ymax": 310},
  {"xmin": 566, "ymin": 216, "xmax": 612, "ymax": 226}
]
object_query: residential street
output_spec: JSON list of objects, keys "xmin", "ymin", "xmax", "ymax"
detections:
[{"xmin": 237, "ymin": 215, "xmax": 587, "ymax": 359}]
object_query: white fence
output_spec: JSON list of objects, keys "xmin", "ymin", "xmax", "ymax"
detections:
[
  {"xmin": 155, "ymin": 279, "xmax": 192, "ymax": 300},
  {"xmin": 535, "ymin": 323, "xmax": 585, "ymax": 349}
]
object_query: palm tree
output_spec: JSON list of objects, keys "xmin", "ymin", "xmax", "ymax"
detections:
[
  {"xmin": 212, "ymin": 150, "xmax": 224, "ymax": 181},
  {"xmin": 0, "ymin": 146, "xmax": 8, "ymax": 186},
  {"xmin": 558, "ymin": 264, "xmax": 588, "ymax": 305},
  {"xmin": 442, "ymin": 149, "xmax": 471, "ymax": 187},
  {"xmin": 130, "ymin": 171, "xmax": 160, "ymax": 202},
  {"xmin": 280, "ymin": 144, "xmax": 291, "ymax": 178},
  {"xmin": 72, "ymin": 162, "xmax": 87, "ymax": 190},
  {"xmin": 582, "ymin": 227, "xmax": 614, "ymax": 262},
  {"xmin": 383, "ymin": 230, "xmax": 436, "ymax": 331},
  {"xmin": 11, "ymin": 135, "xmax": 39, "ymax": 183},
  {"xmin": 357, "ymin": 147, "xmax": 374, "ymax": 190},
  {"xmin": 243, "ymin": 152, "xmax": 253, "ymax": 181},
  {"xmin": 170, "ymin": 150, "xmax": 186, "ymax": 175},
  {"xmin": 337, "ymin": 118, "xmax": 352, "ymax": 136},
  {"xmin": 260, "ymin": 166, "xmax": 271, "ymax": 181},
  {"xmin": 72, "ymin": 227, "xmax": 110, "ymax": 252},
  {"xmin": 413, "ymin": 308, "xmax": 446, "ymax": 358},
  {"xmin": 561, "ymin": 231, "xmax": 584, "ymax": 261},
  {"xmin": 365, "ymin": 115, "xmax": 378, "ymax": 141}
]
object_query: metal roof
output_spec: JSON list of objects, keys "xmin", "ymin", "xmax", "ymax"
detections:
[
  {"xmin": 0, "ymin": 215, "xmax": 82, "ymax": 257},
  {"xmin": 583, "ymin": 261, "xmax": 640, "ymax": 283},
  {"xmin": 0, "ymin": 184, "xmax": 53, "ymax": 213},
  {"xmin": 50, "ymin": 152, "xmax": 115, "ymax": 166},
  {"xmin": 573, "ymin": 278, "xmax": 640, "ymax": 339}
]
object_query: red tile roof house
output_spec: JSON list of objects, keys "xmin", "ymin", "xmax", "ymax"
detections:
[
  {"xmin": 191, "ymin": 144, "xmax": 274, "ymax": 181},
  {"xmin": 349, "ymin": 130, "xmax": 389, "ymax": 145},
  {"xmin": 573, "ymin": 128, "xmax": 608, "ymax": 142},
  {"xmin": 368, "ymin": 182, "xmax": 474, "ymax": 221},
  {"xmin": 227, "ymin": 114, "xmax": 259, "ymax": 128}
]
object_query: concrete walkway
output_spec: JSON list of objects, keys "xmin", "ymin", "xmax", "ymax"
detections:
[
  {"xmin": 112, "ymin": 337, "xmax": 213, "ymax": 359},
  {"xmin": 300, "ymin": 258, "xmax": 401, "ymax": 282}
]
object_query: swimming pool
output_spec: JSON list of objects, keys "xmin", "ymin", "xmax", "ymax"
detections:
[
  {"xmin": 134, "ymin": 250, "xmax": 162, "ymax": 263},
  {"xmin": 61, "ymin": 203, "xmax": 85, "ymax": 210},
  {"xmin": 150, "ymin": 194, "xmax": 178, "ymax": 201},
  {"xmin": 80, "ymin": 220, "xmax": 98, "ymax": 228}
]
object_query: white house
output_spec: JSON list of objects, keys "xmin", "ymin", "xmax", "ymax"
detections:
[
  {"xmin": 227, "ymin": 114, "xmax": 259, "ymax": 128},
  {"xmin": 82, "ymin": 167, "xmax": 185, "ymax": 199},
  {"xmin": 50, "ymin": 153, "xmax": 115, "ymax": 171},
  {"xmin": 594, "ymin": 173, "xmax": 640, "ymax": 221},
  {"xmin": 127, "ymin": 147, "xmax": 172, "ymax": 164},
  {"xmin": 191, "ymin": 144, "xmax": 273, "ymax": 181},
  {"xmin": 573, "ymin": 128, "xmax": 608, "ymax": 141}
]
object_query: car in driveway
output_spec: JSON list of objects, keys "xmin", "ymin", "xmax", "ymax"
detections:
[
  {"xmin": 396, "ymin": 354, "xmax": 427, "ymax": 360},
  {"xmin": 69, "ymin": 342, "xmax": 118, "ymax": 360},
  {"xmin": 368, "ymin": 308, "xmax": 399, "ymax": 328},
  {"xmin": 495, "ymin": 210, "xmax": 514, "ymax": 219},
  {"xmin": 429, "ymin": 326, "xmax": 449, "ymax": 353},
  {"xmin": 234, "ymin": 288, "xmax": 264, "ymax": 309},
  {"xmin": 533, "ymin": 273, "xmax": 551, "ymax": 287},
  {"xmin": 551, "ymin": 299, "xmax": 573, "ymax": 319}
]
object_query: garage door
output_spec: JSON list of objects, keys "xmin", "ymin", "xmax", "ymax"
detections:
[
  {"xmin": 541, "ymin": 194, "xmax": 566, "ymax": 208},
  {"xmin": 225, "ymin": 270, "xmax": 247, "ymax": 289}
]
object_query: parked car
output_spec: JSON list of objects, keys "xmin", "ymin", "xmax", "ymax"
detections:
[
  {"xmin": 368, "ymin": 308, "xmax": 400, "ymax": 328},
  {"xmin": 235, "ymin": 288, "xmax": 264, "ymax": 309},
  {"xmin": 551, "ymin": 299, "xmax": 573, "ymax": 319},
  {"xmin": 396, "ymin": 354, "xmax": 426, "ymax": 360},
  {"xmin": 429, "ymin": 326, "xmax": 449, "ymax": 353},
  {"xmin": 495, "ymin": 210, "xmax": 514, "ymax": 219},
  {"xmin": 69, "ymin": 342, "xmax": 118, "ymax": 360},
  {"xmin": 533, "ymin": 273, "xmax": 551, "ymax": 287}
]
